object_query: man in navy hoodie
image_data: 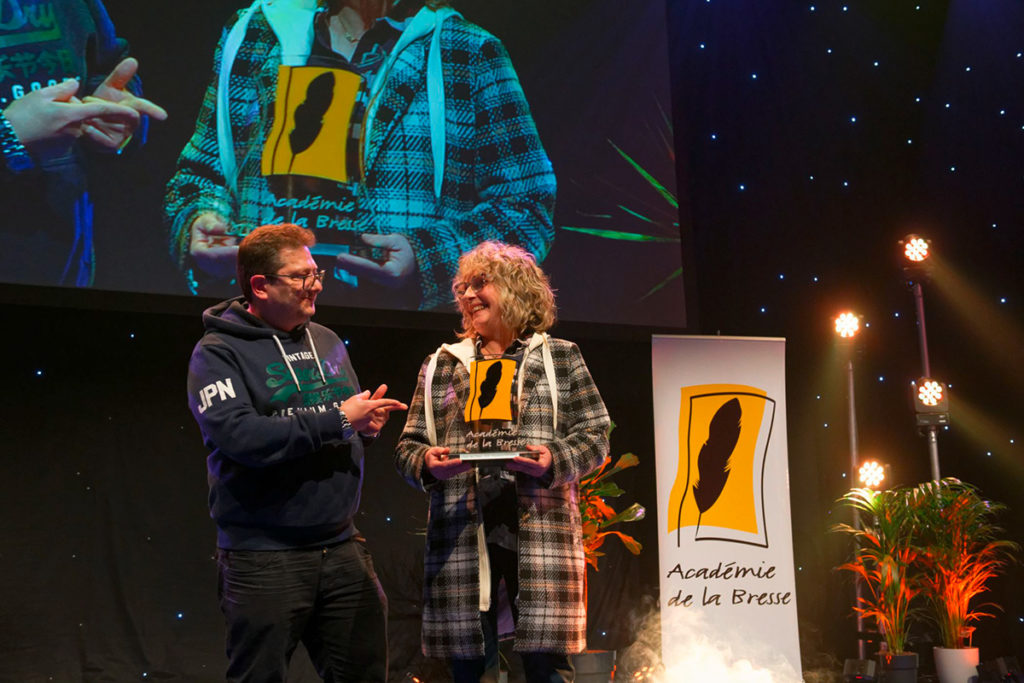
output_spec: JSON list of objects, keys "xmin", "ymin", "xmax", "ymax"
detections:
[{"xmin": 187, "ymin": 222, "xmax": 406, "ymax": 682}]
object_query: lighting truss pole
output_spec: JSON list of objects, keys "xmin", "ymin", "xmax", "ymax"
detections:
[
  {"xmin": 845, "ymin": 355, "xmax": 866, "ymax": 659},
  {"xmin": 835, "ymin": 311, "xmax": 866, "ymax": 658},
  {"xmin": 911, "ymin": 280, "xmax": 941, "ymax": 480}
]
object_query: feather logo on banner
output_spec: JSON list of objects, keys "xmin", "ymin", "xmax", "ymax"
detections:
[
  {"xmin": 289, "ymin": 71, "xmax": 335, "ymax": 161},
  {"xmin": 692, "ymin": 397, "xmax": 742, "ymax": 514},
  {"xmin": 478, "ymin": 361, "xmax": 503, "ymax": 409}
]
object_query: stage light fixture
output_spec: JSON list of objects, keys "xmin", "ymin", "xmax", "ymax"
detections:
[
  {"xmin": 843, "ymin": 658, "xmax": 877, "ymax": 682},
  {"xmin": 912, "ymin": 378, "xmax": 950, "ymax": 427},
  {"xmin": 918, "ymin": 380, "xmax": 943, "ymax": 406},
  {"xmin": 858, "ymin": 461, "xmax": 885, "ymax": 489},
  {"xmin": 902, "ymin": 234, "xmax": 930, "ymax": 263},
  {"xmin": 835, "ymin": 312, "xmax": 860, "ymax": 338}
]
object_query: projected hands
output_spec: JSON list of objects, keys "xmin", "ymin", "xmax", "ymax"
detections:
[
  {"xmin": 190, "ymin": 227, "xmax": 416, "ymax": 290},
  {"xmin": 82, "ymin": 57, "xmax": 168, "ymax": 150},
  {"xmin": 334, "ymin": 233, "xmax": 416, "ymax": 288},
  {"xmin": 3, "ymin": 58, "xmax": 167, "ymax": 162},
  {"xmin": 190, "ymin": 212, "xmax": 239, "ymax": 279}
]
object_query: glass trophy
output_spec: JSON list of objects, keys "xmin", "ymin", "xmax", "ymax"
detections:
[{"xmin": 457, "ymin": 353, "xmax": 528, "ymax": 461}]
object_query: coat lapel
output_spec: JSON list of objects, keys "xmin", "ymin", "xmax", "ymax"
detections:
[
  {"xmin": 363, "ymin": 38, "xmax": 428, "ymax": 173},
  {"xmin": 515, "ymin": 334, "xmax": 548, "ymax": 417}
]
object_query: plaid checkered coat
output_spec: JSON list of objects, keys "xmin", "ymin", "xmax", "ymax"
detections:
[
  {"xmin": 165, "ymin": 4, "xmax": 556, "ymax": 309},
  {"xmin": 395, "ymin": 335, "xmax": 610, "ymax": 657}
]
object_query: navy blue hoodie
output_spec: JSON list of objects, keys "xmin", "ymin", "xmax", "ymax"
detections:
[{"xmin": 187, "ymin": 298, "xmax": 365, "ymax": 550}]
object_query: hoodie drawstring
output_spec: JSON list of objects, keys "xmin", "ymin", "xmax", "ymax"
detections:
[
  {"xmin": 272, "ymin": 336, "xmax": 302, "ymax": 391},
  {"xmin": 305, "ymin": 328, "xmax": 328, "ymax": 384},
  {"xmin": 272, "ymin": 329, "xmax": 327, "ymax": 392}
]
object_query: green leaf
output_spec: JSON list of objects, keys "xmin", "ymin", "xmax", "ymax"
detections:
[
  {"xmin": 609, "ymin": 140, "xmax": 679, "ymax": 209},
  {"xmin": 591, "ymin": 482, "xmax": 626, "ymax": 498},
  {"xmin": 559, "ymin": 226, "xmax": 680, "ymax": 243},
  {"xmin": 641, "ymin": 268, "xmax": 683, "ymax": 300},
  {"xmin": 601, "ymin": 530, "xmax": 643, "ymax": 555},
  {"xmin": 598, "ymin": 452, "xmax": 640, "ymax": 480},
  {"xmin": 619, "ymin": 535, "xmax": 643, "ymax": 555},
  {"xmin": 613, "ymin": 452, "xmax": 640, "ymax": 469},
  {"xmin": 599, "ymin": 503, "xmax": 646, "ymax": 528},
  {"xmin": 617, "ymin": 204, "xmax": 658, "ymax": 225}
]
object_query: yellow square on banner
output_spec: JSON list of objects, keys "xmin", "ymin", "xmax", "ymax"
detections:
[
  {"xmin": 464, "ymin": 359, "xmax": 517, "ymax": 422},
  {"xmin": 262, "ymin": 65, "xmax": 361, "ymax": 183},
  {"xmin": 667, "ymin": 384, "xmax": 772, "ymax": 540}
]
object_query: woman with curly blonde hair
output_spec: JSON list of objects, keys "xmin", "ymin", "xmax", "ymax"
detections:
[{"xmin": 396, "ymin": 241, "xmax": 610, "ymax": 682}]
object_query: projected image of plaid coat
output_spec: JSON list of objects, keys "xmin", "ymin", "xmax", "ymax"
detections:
[
  {"xmin": 395, "ymin": 336, "xmax": 610, "ymax": 657},
  {"xmin": 165, "ymin": 7, "xmax": 555, "ymax": 310}
]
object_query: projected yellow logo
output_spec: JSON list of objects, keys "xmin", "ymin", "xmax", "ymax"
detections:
[
  {"xmin": 262, "ymin": 66, "xmax": 361, "ymax": 183},
  {"xmin": 667, "ymin": 384, "xmax": 776, "ymax": 548},
  {"xmin": 464, "ymin": 359, "xmax": 517, "ymax": 422}
]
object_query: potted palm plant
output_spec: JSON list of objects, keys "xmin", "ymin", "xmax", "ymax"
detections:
[
  {"xmin": 907, "ymin": 478, "xmax": 1019, "ymax": 683},
  {"xmin": 832, "ymin": 486, "xmax": 921, "ymax": 683},
  {"xmin": 573, "ymin": 434, "xmax": 645, "ymax": 683}
]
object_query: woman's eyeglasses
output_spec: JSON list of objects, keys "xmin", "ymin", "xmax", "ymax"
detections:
[{"xmin": 452, "ymin": 274, "xmax": 489, "ymax": 297}]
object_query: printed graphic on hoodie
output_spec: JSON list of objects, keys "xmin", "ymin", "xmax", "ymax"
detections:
[
  {"xmin": 0, "ymin": 1, "xmax": 79, "ymax": 107},
  {"xmin": 196, "ymin": 358, "xmax": 353, "ymax": 415},
  {"xmin": 267, "ymin": 356, "xmax": 354, "ymax": 409}
]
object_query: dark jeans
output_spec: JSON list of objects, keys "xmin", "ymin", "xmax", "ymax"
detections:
[
  {"xmin": 217, "ymin": 539, "xmax": 388, "ymax": 683},
  {"xmin": 451, "ymin": 546, "xmax": 574, "ymax": 683}
]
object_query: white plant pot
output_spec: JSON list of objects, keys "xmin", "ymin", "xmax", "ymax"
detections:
[{"xmin": 934, "ymin": 646, "xmax": 980, "ymax": 683}]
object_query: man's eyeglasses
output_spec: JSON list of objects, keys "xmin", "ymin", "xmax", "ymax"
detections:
[
  {"xmin": 264, "ymin": 269, "xmax": 326, "ymax": 290},
  {"xmin": 452, "ymin": 274, "xmax": 489, "ymax": 297}
]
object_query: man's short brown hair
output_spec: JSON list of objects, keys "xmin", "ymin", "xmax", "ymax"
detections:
[{"xmin": 237, "ymin": 223, "xmax": 316, "ymax": 301}]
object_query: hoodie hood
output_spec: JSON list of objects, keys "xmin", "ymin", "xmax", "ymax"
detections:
[
  {"xmin": 437, "ymin": 333, "xmax": 548, "ymax": 371},
  {"xmin": 203, "ymin": 297, "xmax": 303, "ymax": 340}
]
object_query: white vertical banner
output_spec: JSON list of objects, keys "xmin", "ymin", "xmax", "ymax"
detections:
[{"xmin": 651, "ymin": 335, "xmax": 802, "ymax": 680}]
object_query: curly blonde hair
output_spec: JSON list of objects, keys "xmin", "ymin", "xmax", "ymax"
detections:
[{"xmin": 455, "ymin": 242, "xmax": 556, "ymax": 340}]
